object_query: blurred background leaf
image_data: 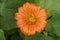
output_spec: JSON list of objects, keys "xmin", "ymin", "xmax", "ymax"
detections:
[
  {"xmin": 24, "ymin": 33, "xmax": 43, "ymax": 40},
  {"xmin": 45, "ymin": 0, "xmax": 60, "ymax": 37},
  {"xmin": 0, "ymin": 29, "xmax": 5, "ymax": 40}
]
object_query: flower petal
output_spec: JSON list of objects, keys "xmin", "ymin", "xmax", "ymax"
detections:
[
  {"xmin": 36, "ymin": 21, "xmax": 47, "ymax": 32},
  {"xmin": 37, "ymin": 9, "xmax": 48, "ymax": 20},
  {"xmin": 28, "ymin": 25, "xmax": 36, "ymax": 35},
  {"xmin": 40, "ymin": 21, "xmax": 47, "ymax": 31},
  {"xmin": 18, "ymin": 7, "xmax": 29, "ymax": 17},
  {"xmin": 15, "ymin": 13, "xmax": 19, "ymax": 20},
  {"xmin": 15, "ymin": 9, "xmax": 28, "ymax": 21},
  {"xmin": 23, "ymin": 2, "xmax": 41, "ymax": 14},
  {"xmin": 20, "ymin": 24, "xmax": 30, "ymax": 36},
  {"xmin": 16, "ymin": 20, "xmax": 27, "ymax": 28},
  {"xmin": 18, "ymin": 7, "xmax": 24, "ymax": 13}
]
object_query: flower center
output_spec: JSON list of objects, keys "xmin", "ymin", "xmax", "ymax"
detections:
[{"xmin": 26, "ymin": 14, "xmax": 36, "ymax": 24}]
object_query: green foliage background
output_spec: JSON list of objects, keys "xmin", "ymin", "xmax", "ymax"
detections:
[{"xmin": 0, "ymin": 0, "xmax": 60, "ymax": 40}]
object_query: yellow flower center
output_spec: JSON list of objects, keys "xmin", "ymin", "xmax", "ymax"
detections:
[{"xmin": 26, "ymin": 14, "xmax": 36, "ymax": 24}]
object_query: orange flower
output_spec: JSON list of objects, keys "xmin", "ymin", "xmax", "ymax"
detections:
[{"xmin": 15, "ymin": 2, "xmax": 48, "ymax": 36}]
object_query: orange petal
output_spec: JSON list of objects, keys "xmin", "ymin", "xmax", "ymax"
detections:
[
  {"xmin": 37, "ymin": 9, "xmax": 48, "ymax": 20},
  {"xmin": 18, "ymin": 7, "xmax": 24, "ymax": 13},
  {"xmin": 23, "ymin": 2, "xmax": 31, "ymax": 13},
  {"xmin": 28, "ymin": 25, "xmax": 36, "ymax": 35},
  {"xmin": 23, "ymin": 2, "xmax": 41, "ymax": 14},
  {"xmin": 20, "ymin": 24, "xmax": 30, "ymax": 36},
  {"xmin": 30, "ymin": 3, "xmax": 41, "ymax": 14},
  {"xmin": 15, "ymin": 11, "xmax": 28, "ymax": 21},
  {"xmin": 15, "ymin": 13, "xmax": 19, "ymax": 20},
  {"xmin": 16, "ymin": 19, "xmax": 26, "ymax": 28},
  {"xmin": 18, "ymin": 7, "xmax": 29, "ymax": 17},
  {"xmin": 34, "ymin": 20, "xmax": 42, "ymax": 32},
  {"xmin": 36, "ymin": 21, "xmax": 47, "ymax": 32},
  {"xmin": 40, "ymin": 21, "xmax": 47, "ymax": 32}
]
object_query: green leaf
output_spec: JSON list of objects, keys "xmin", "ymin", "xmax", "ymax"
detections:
[
  {"xmin": 45, "ymin": 19, "xmax": 53, "ymax": 33},
  {"xmin": 25, "ymin": 33, "xmax": 43, "ymax": 40},
  {"xmin": 42, "ymin": 31, "xmax": 54, "ymax": 40},
  {"xmin": 44, "ymin": 36, "xmax": 54, "ymax": 40},
  {"xmin": 45, "ymin": 0, "xmax": 60, "ymax": 37},
  {"xmin": 0, "ymin": 0, "xmax": 26, "ymax": 30},
  {"xmin": 0, "ymin": 0, "xmax": 17, "ymax": 30},
  {"xmin": 24, "ymin": 32, "xmax": 54, "ymax": 40},
  {"xmin": 55, "ymin": 37, "xmax": 60, "ymax": 40},
  {"xmin": 45, "ymin": 11, "xmax": 60, "ymax": 37},
  {"xmin": 4, "ymin": 28, "xmax": 18, "ymax": 35},
  {"xmin": 0, "ymin": 29, "xmax": 5, "ymax": 40},
  {"xmin": 46, "ymin": 0, "xmax": 60, "ymax": 12},
  {"xmin": 0, "ymin": 9, "xmax": 17, "ymax": 30},
  {"xmin": 51, "ymin": 13, "xmax": 60, "ymax": 36}
]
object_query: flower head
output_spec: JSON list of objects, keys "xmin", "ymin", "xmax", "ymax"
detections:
[{"xmin": 15, "ymin": 2, "xmax": 48, "ymax": 36}]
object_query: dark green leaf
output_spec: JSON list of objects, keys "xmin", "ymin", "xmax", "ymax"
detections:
[{"xmin": 25, "ymin": 33, "xmax": 43, "ymax": 40}]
